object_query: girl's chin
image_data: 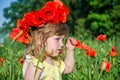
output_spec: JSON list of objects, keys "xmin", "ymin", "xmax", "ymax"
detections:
[
  {"xmin": 46, "ymin": 51, "xmax": 61, "ymax": 57},
  {"xmin": 51, "ymin": 53, "xmax": 60, "ymax": 57},
  {"xmin": 52, "ymin": 54, "xmax": 59, "ymax": 57},
  {"xmin": 47, "ymin": 53, "xmax": 58, "ymax": 58}
]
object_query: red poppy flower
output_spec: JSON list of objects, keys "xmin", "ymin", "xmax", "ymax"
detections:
[
  {"xmin": 15, "ymin": 19, "xmax": 29, "ymax": 32},
  {"xmin": 97, "ymin": 34, "xmax": 106, "ymax": 41},
  {"xmin": 53, "ymin": 11, "xmax": 60, "ymax": 23},
  {"xmin": 18, "ymin": 58, "xmax": 24, "ymax": 65},
  {"xmin": 109, "ymin": 46, "xmax": 118, "ymax": 57},
  {"xmin": 59, "ymin": 12, "xmax": 67, "ymax": 23},
  {"xmin": 62, "ymin": 5, "xmax": 69, "ymax": 15},
  {"xmin": 40, "ymin": 6, "xmax": 56, "ymax": 22},
  {"xmin": 9, "ymin": 28, "xmax": 30, "ymax": 44},
  {"xmin": 109, "ymin": 51, "xmax": 118, "ymax": 57},
  {"xmin": 101, "ymin": 61, "xmax": 112, "ymax": 72},
  {"xmin": 17, "ymin": 19, "xmax": 22, "ymax": 28},
  {"xmin": 31, "ymin": 11, "xmax": 44, "ymax": 27},
  {"xmin": 86, "ymin": 49, "xmax": 96, "ymax": 58},
  {"xmin": 9, "ymin": 28, "xmax": 20, "ymax": 39},
  {"xmin": 53, "ymin": 8, "xmax": 67, "ymax": 23},
  {"xmin": 22, "ymin": 12, "xmax": 34, "ymax": 29},
  {"xmin": 81, "ymin": 44, "xmax": 90, "ymax": 51},
  {"xmin": 75, "ymin": 40, "xmax": 82, "ymax": 48},
  {"xmin": 0, "ymin": 57, "xmax": 4, "ymax": 65},
  {"xmin": 23, "ymin": 11, "xmax": 43, "ymax": 28},
  {"xmin": 16, "ymin": 33, "xmax": 30, "ymax": 44},
  {"xmin": 111, "ymin": 46, "xmax": 117, "ymax": 52}
]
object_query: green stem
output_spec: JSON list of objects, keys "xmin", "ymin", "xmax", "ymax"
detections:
[
  {"xmin": 95, "ymin": 56, "xmax": 98, "ymax": 70},
  {"xmin": 34, "ymin": 45, "xmax": 45, "ymax": 79},
  {"xmin": 88, "ymin": 57, "xmax": 91, "ymax": 80},
  {"xmin": 10, "ymin": 30, "xmax": 23, "ymax": 45},
  {"xmin": 98, "ymin": 70, "xmax": 103, "ymax": 80}
]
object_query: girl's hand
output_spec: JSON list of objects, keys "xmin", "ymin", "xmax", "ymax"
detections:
[{"xmin": 65, "ymin": 37, "xmax": 77, "ymax": 51}]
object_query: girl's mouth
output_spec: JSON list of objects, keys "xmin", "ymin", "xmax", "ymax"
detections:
[{"xmin": 57, "ymin": 49, "xmax": 63, "ymax": 54}]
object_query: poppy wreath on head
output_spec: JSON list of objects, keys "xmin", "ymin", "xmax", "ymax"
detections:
[{"xmin": 9, "ymin": 0, "xmax": 69, "ymax": 44}]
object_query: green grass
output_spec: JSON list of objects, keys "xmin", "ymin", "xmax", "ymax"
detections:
[{"xmin": 0, "ymin": 37, "xmax": 120, "ymax": 80}]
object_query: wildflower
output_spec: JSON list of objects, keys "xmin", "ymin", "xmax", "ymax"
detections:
[
  {"xmin": 109, "ymin": 46, "xmax": 118, "ymax": 57},
  {"xmin": 18, "ymin": 58, "xmax": 24, "ymax": 65},
  {"xmin": 86, "ymin": 49, "xmax": 96, "ymax": 58},
  {"xmin": 75, "ymin": 40, "xmax": 91, "ymax": 51},
  {"xmin": 9, "ymin": 28, "xmax": 30, "ymax": 44},
  {"xmin": 100, "ymin": 61, "xmax": 112, "ymax": 72},
  {"xmin": 109, "ymin": 51, "xmax": 118, "ymax": 57},
  {"xmin": 97, "ymin": 34, "xmax": 106, "ymax": 41},
  {"xmin": 111, "ymin": 46, "xmax": 117, "ymax": 52},
  {"xmin": 81, "ymin": 44, "xmax": 90, "ymax": 51},
  {"xmin": 75, "ymin": 40, "xmax": 82, "ymax": 48},
  {"xmin": 0, "ymin": 57, "xmax": 4, "ymax": 65}
]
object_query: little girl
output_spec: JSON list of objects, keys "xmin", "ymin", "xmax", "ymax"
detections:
[
  {"xmin": 23, "ymin": 23, "xmax": 76, "ymax": 80},
  {"xmin": 9, "ymin": 0, "xmax": 77, "ymax": 80}
]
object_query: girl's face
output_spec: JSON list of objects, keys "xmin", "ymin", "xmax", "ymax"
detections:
[{"xmin": 45, "ymin": 35, "xmax": 65, "ymax": 57}]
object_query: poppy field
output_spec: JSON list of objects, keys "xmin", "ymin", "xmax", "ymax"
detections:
[{"xmin": 0, "ymin": 34, "xmax": 120, "ymax": 80}]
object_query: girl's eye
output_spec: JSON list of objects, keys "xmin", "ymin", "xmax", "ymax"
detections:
[{"xmin": 55, "ymin": 38, "xmax": 60, "ymax": 41}]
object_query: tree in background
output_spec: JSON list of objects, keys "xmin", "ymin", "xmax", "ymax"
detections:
[{"xmin": 85, "ymin": 0, "xmax": 120, "ymax": 37}]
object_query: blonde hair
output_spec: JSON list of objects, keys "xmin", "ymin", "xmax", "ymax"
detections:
[{"xmin": 24, "ymin": 23, "xmax": 69, "ymax": 58}]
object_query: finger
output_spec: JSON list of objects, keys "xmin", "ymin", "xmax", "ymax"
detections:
[{"xmin": 69, "ymin": 38, "xmax": 77, "ymax": 46}]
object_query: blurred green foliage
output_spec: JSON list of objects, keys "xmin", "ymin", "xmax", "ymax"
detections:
[{"xmin": 0, "ymin": 38, "xmax": 25, "ymax": 80}]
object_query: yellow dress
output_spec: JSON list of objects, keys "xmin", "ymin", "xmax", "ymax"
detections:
[{"xmin": 23, "ymin": 55, "xmax": 65, "ymax": 80}]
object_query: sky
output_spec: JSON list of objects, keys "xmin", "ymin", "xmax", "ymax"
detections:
[
  {"xmin": 0, "ymin": 0, "xmax": 16, "ymax": 43},
  {"xmin": 0, "ymin": 0, "xmax": 16, "ymax": 28}
]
